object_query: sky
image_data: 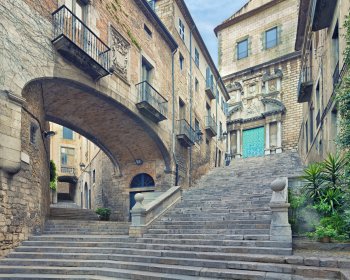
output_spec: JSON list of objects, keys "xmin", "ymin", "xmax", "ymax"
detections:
[{"xmin": 184, "ymin": 0, "xmax": 249, "ymax": 66}]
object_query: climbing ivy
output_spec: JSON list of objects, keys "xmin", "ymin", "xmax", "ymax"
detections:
[{"xmin": 335, "ymin": 13, "xmax": 350, "ymax": 149}]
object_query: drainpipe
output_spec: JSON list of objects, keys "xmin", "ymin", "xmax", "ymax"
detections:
[
  {"xmin": 171, "ymin": 48, "xmax": 178, "ymax": 186},
  {"xmin": 189, "ymin": 25, "xmax": 195, "ymax": 188},
  {"xmin": 214, "ymin": 76, "xmax": 222, "ymax": 167}
]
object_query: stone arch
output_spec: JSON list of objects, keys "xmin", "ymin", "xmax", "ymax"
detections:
[{"xmin": 22, "ymin": 77, "xmax": 172, "ymax": 174}]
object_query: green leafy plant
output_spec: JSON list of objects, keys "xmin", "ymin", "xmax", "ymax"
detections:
[
  {"xmin": 308, "ymin": 224, "xmax": 338, "ymax": 241},
  {"xmin": 322, "ymin": 153, "xmax": 347, "ymax": 190},
  {"xmin": 49, "ymin": 160, "xmax": 57, "ymax": 191},
  {"xmin": 301, "ymin": 163, "xmax": 324, "ymax": 201},
  {"xmin": 96, "ymin": 208, "xmax": 111, "ymax": 221}
]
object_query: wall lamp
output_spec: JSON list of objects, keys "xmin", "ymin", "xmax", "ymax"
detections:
[{"xmin": 43, "ymin": 131, "xmax": 56, "ymax": 138}]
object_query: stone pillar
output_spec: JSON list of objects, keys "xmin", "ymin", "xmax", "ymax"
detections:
[
  {"xmin": 276, "ymin": 121, "xmax": 282, "ymax": 153},
  {"xmin": 265, "ymin": 122, "xmax": 270, "ymax": 155},
  {"xmin": 129, "ymin": 193, "xmax": 146, "ymax": 237},
  {"xmin": 269, "ymin": 178, "xmax": 292, "ymax": 243},
  {"xmin": 236, "ymin": 129, "xmax": 241, "ymax": 159},
  {"xmin": 0, "ymin": 90, "xmax": 25, "ymax": 174}
]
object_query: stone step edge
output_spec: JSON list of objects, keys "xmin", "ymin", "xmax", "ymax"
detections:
[
  {"xmin": 0, "ymin": 265, "xmax": 277, "ymax": 279},
  {"xmin": 8, "ymin": 251, "xmax": 350, "ymax": 269},
  {"xmin": 2, "ymin": 257, "xmax": 342, "ymax": 278}
]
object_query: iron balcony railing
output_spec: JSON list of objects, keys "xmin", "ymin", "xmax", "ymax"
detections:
[
  {"xmin": 177, "ymin": 119, "xmax": 196, "ymax": 143},
  {"xmin": 52, "ymin": 5, "xmax": 110, "ymax": 71},
  {"xmin": 61, "ymin": 166, "xmax": 75, "ymax": 174},
  {"xmin": 136, "ymin": 81, "xmax": 168, "ymax": 117},
  {"xmin": 205, "ymin": 115, "xmax": 217, "ymax": 134}
]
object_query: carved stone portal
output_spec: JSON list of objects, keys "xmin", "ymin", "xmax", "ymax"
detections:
[{"xmin": 110, "ymin": 27, "xmax": 130, "ymax": 81}]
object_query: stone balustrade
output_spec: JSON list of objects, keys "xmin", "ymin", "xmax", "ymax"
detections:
[{"xmin": 129, "ymin": 186, "xmax": 182, "ymax": 237}]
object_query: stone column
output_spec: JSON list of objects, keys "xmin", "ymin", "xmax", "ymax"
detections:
[
  {"xmin": 276, "ymin": 121, "xmax": 282, "ymax": 153},
  {"xmin": 236, "ymin": 129, "xmax": 241, "ymax": 159},
  {"xmin": 265, "ymin": 122, "xmax": 270, "ymax": 155}
]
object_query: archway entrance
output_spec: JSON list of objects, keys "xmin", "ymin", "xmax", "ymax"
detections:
[{"xmin": 129, "ymin": 173, "xmax": 155, "ymax": 220}]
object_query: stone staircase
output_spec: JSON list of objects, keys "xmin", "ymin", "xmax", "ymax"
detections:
[
  {"xmin": 0, "ymin": 153, "xmax": 348, "ymax": 279},
  {"xmin": 49, "ymin": 207, "xmax": 99, "ymax": 221}
]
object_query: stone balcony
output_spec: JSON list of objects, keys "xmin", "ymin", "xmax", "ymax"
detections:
[
  {"xmin": 135, "ymin": 81, "xmax": 168, "ymax": 123},
  {"xmin": 176, "ymin": 119, "xmax": 195, "ymax": 147},
  {"xmin": 205, "ymin": 115, "xmax": 217, "ymax": 137},
  {"xmin": 52, "ymin": 5, "xmax": 110, "ymax": 80}
]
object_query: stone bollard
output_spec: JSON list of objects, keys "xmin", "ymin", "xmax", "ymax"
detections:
[
  {"xmin": 129, "ymin": 193, "xmax": 146, "ymax": 237},
  {"xmin": 269, "ymin": 178, "xmax": 292, "ymax": 242}
]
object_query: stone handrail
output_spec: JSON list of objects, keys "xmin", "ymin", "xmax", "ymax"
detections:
[
  {"xmin": 129, "ymin": 186, "xmax": 182, "ymax": 237},
  {"xmin": 269, "ymin": 177, "xmax": 292, "ymax": 242}
]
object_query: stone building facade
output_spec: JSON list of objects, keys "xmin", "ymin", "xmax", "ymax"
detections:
[
  {"xmin": 0, "ymin": 0, "xmax": 227, "ymax": 255},
  {"xmin": 215, "ymin": 0, "xmax": 303, "ymax": 159},
  {"xmin": 296, "ymin": 0, "xmax": 350, "ymax": 164}
]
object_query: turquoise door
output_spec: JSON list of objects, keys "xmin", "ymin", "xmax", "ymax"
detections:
[{"xmin": 242, "ymin": 127, "xmax": 265, "ymax": 158}]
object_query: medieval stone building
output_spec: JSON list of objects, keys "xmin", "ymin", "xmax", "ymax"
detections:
[
  {"xmin": 296, "ymin": 0, "xmax": 350, "ymax": 164},
  {"xmin": 215, "ymin": 0, "xmax": 303, "ymax": 159},
  {"xmin": 0, "ymin": 0, "xmax": 227, "ymax": 255}
]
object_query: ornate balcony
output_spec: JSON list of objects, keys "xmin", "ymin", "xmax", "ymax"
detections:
[
  {"xmin": 52, "ymin": 6, "xmax": 110, "ymax": 80},
  {"xmin": 176, "ymin": 119, "xmax": 195, "ymax": 147},
  {"xmin": 205, "ymin": 115, "xmax": 217, "ymax": 137},
  {"xmin": 205, "ymin": 81, "xmax": 215, "ymax": 100},
  {"xmin": 136, "ymin": 81, "xmax": 168, "ymax": 123},
  {"xmin": 60, "ymin": 166, "xmax": 75, "ymax": 175},
  {"xmin": 297, "ymin": 66, "xmax": 313, "ymax": 103}
]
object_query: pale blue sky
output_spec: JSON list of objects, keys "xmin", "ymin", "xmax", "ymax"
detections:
[{"xmin": 185, "ymin": 0, "xmax": 248, "ymax": 66}]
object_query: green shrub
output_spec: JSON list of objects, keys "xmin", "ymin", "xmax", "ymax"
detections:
[
  {"xmin": 49, "ymin": 160, "xmax": 57, "ymax": 191},
  {"xmin": 96, "ymin": 208, "xmax": 111, "ymax": 221}
]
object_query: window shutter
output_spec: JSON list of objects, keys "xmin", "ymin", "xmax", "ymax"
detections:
[
  {"xmin": 277, "ymin": 25, "xmax": 282, "ymax": 45},
  {"xmin": 261, "ymin": 31, "xmax": 266, "ymax": 51}
]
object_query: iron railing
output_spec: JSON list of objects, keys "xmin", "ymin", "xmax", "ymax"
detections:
[
  {"xmin": 61, "ymin": 166, "xmax": 75, "ymax": 174},
  {"xmin": 52, "ymin": 5, "xmax": 110, "ymax": 71},
  {"xmin": 205, "ymin": 115, "xmax": 217, "ymax": 134},
  {"xmin": 177, "ymin": 119, "xmax": 196, "ymax": 143},
  {"xmin": 136, "ymin": 81, "xmax": 168, "ymax": 117}
]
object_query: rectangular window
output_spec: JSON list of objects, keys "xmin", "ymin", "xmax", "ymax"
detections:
[
  {"xmin": 194, "ymin": 48, "xmax": 199, "ymax": 67},
  {"xmin": 179, "ymin": 18, "xmax": 185, "ymax": 41},
  {"xmin": 265, "ymin": 27, "xmax": 278, "ymax": 49},
  {"xmin": 195, "ymin": 78, "xmax": 199, "ymax": 92},
  {"xmin": 142, "ymin": 57, "xmax": 153, "ymax": 83},
  {"xmin": 144, "ymin": 24, "xmax": 152, "ymax": 38},
  {"xmin": 179, "ymin": 53, "xmax": 184, "ymax": 71},
  {"xmin": 237, "ymin": 39, "xmax": 248, "ymax": 59},
  {"xmin": 60, "ymin": 147, "xmax": 75, "ymax": 166},
  {"xmin": 63, "ymin": 127, "xmax": 73, "ymax": 139}
]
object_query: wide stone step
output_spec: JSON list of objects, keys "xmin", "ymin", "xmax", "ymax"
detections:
[
  {"xmin": 1, "ymin": 258, "xmax": 340, "ymax": 279},
  {"xmin": 156, "ymin": 220, "xmax": 271, "ymax": 225},
  {"xmin": 142, "ymin": 233, "xmax": 271, "ymax": 240},
  {"xmin": 149, "ymin": 224, "xmax": 270, "ymax": 230},
  {"xmin": 42, "ymin": 231, "xmax": 129, "ymax": 235},
  {"xmin": 16, "ymin": 243, "xmax": 292, "ymax": 255},
  {"xmin": 0, "ymin": 275, "xmax": 118, "ymax": 279},
  {"xmin": 146, "ymin": 228, "xmax": 270, "ymax": 235}
]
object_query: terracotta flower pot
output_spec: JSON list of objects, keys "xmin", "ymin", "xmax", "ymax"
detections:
[{"xmin": 319, "ymin": 236, "xmax": 331, "ymax": 243}]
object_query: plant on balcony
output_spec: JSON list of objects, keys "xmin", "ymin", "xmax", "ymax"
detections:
[
  {"xmin": 96, "ymin": 208, "xmax": 111, "ymax": 221},
  {"xmin": 49, "ymin": 160, "xmax": 57, "ymax": 191}
]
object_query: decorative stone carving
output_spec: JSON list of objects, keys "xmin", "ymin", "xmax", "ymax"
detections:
[
  {"xmin": 262, "ymin": 68, "xmax": 283, "ymax": 82},
  {"xmin": 110, "ymin": 27, "xmax": 130, "ymax": 81}
]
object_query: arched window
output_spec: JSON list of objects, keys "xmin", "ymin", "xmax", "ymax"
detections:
[{"xmin": 130, "ymin": 173, "xmax": 155, "ymax": 188}]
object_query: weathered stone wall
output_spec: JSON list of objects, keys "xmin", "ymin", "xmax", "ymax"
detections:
[
  {"xmin": 0, "ymin": 83, "xmax": 50, "ymax": 257},
  {"xmin": 297, "ymin": 0, "xmax": 350, "ymax": 165}
]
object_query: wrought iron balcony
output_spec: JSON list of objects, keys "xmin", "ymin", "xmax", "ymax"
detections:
[
  {"xmin": 176, "ymin": 119, "xmax": 195, "ymax": 147},
  {"xmin": 205, "ymin": 81, "xmax": 215, "ymax": 100},
  {"xmin": 60, "ymin": 166, "xmax": 75, "ymax": 175},
  {"xmin": 205, "ymin": 115, "xmax": 217, "ymax": 137},
  {"xmin": 297, "ymin": 66, "xmax": 313, "ymax": 103},
  {"xmin": 52, "ymin": 5, "xmax": 110, "ymax": 80},
  {"xmin": 136, "ymin": 81, "xmax": 168, "ymax": 123}
]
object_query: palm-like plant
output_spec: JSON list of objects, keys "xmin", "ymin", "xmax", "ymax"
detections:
[
  {"xmin": 301, "ymin": 163, "xmax": 324, "ymax": 201},
  {"xmin": 322, "ymin": 153, "xmax": 347, "ymax": 190}
]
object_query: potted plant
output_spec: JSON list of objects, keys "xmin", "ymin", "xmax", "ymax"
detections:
[
  {"xmin": 96, "ymin": 208, "xmax": 111, "ymax": 221},
  {"xmin": 309, "ymin": 225, "xmax": 337, "ymax": 243}
]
